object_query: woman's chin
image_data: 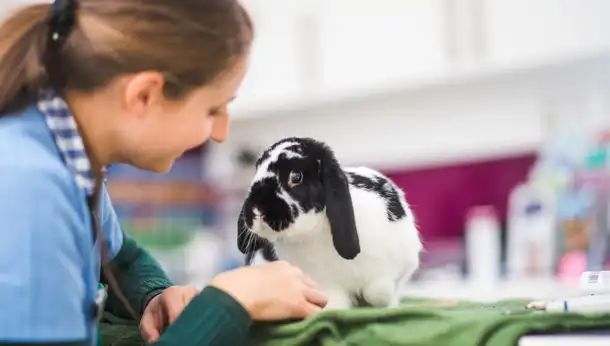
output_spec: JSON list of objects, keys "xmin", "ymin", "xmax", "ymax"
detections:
[{"xmin": 132, "ymin": 158, "xmax": 176, "ymax": 174}]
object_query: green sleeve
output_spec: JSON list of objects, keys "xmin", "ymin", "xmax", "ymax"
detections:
[
  {"xmin": 103, "ymin": 233, "xmax": 253, "ymax": 345},
  {"xmin": 151, "ymin": 286, "xmax": 252, "ymax": 346},
  {"xmin": 102, "ymin": 233, "xmax": 173, "ymax": 318}
]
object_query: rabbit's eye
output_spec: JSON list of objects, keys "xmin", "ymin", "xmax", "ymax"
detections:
[{"xmin": 288, "ymin": 171, "xmax": 303, "ymax": 187}]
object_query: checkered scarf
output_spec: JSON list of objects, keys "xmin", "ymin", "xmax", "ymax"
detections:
[{"xmin": 37, "ymin": 89, "xmax": 95, "ymax": 196}]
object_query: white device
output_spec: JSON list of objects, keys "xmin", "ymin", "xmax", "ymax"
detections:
[
  {"xmin": 579, "ymin": 271, "xmax": 610, "ymax": 295},
  {"xmin": 517, "ymin": 271, "xmax": 610, "ymax": 344},
  {"xmin": 522, "ymin": 271, "xmax": 610, "ymax": 313},
  {"xmin": 545, "ymin": 294, "xmax": 610, "ymax": 313}
]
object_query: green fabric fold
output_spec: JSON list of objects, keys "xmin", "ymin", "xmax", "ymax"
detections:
[
  {"xmin": 249, "ymin": 298, "xmax": 610, "ymax": 346},
  {"xmin": 100, "ymin": 297, "xmax": 610, "ymax": 346}
]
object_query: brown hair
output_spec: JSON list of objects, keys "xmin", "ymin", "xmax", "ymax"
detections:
[
  {"xmin": 0, "ymin": 0, "xmax": 253, "ymax": 318},
  {"xmin": 0, "ymin": 0, "xmax": 253, "ymax": 113}
]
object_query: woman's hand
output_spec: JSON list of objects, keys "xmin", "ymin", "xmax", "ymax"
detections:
[
  {"xmin": 140, "ymin": 285, "xmax": 199, "ymax": 343},
  {"xmin": 139, "ymin": 261, "xmax": 327, "ymax": 342},
  {"xmin": 210, "ymin": 261, "xmax": 329, "ymax": 320}
]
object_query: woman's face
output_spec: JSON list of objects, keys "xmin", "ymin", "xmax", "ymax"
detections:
[{"xmin": 117, "ymin": 59, "xmax": 248, "ymax": 173}]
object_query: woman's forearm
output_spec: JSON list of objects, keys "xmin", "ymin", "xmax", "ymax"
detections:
[
  {"xmin": 102, "ymin": 233, "xmax": 253, "ymax": 345},
  {"xmin": 151, "ymin": 286, "xmax": 252, "ymax": 346},
  {"xmin": 102, "ymin": 232, "xmax": 173, "ymax": 318}
]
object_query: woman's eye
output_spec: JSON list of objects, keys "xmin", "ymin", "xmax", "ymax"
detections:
[
  {"xmin": 208, "ymin": 108, "xmax": 220, "ymax": 117},
  {"xmin": 288, "ymin": 171, "xmax": 303, "ymax": 187}
]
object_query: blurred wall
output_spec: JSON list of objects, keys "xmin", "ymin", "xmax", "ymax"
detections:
[
  {"xmin": 205, "ymin": 0, "xmax": 610, "ymax": 246},
  {"xmin": 208, "ymin": 54, "xmax": 610, "ymax": 242},
  {"xmin": 209, "ymin": 54, "xmax": 610, "ymax": 173}
]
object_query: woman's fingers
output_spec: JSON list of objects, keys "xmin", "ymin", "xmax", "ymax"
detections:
[
  {"xmin": 139, "ymin": 313, "xmax": 161, "ymax": 343},
  {"xmin": 300, "ymin": 302, "xmax": 324, "ymax": 317},
  {"xmin": 303, "ymin": 286, "xmax": 329, "ymax": 308},
  {"xmin": 210, "ymin": 263, "xmax": 330, "ymax": 321},
  {"xmin": 301, "ymin": 273, "xmax": 320, "ymax": 289},
  {"xmin": 165, "ymin": 299, "xmax": 185, "ymax": 325},
  {"xmin": 292, "ymin": 297, "xmax": 324, "ymax": 318},
  {"xmin": 300, "ymin": 273, "xmax": 327, "ymax": 308}
]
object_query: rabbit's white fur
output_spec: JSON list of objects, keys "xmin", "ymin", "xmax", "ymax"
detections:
[{"xmin": 250, "ymin": 166, "xmax": 422, "ymax": 310}]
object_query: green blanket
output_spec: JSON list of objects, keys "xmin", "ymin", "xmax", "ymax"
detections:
[{"xmin": 101, "ymin": 298, "xmax": 610, "ymax": 346}]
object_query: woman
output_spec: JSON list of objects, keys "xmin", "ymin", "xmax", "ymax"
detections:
[{"xmin": 0, "ymin": 0, "xmax": 328, "ymax": 345}]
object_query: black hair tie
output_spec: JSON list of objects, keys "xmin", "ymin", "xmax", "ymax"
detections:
[
  {"xmin": 45, "ymin": 0, "xmax": 77, "ymax": 91},
  {"xmin": 49, "ymin": 0, "xmax": 78, "ymax": 43}
]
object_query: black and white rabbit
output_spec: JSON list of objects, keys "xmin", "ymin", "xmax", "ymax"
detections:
[{"xmin": 237, "ymin": 137, "xmax": 422, "ymax": 310}]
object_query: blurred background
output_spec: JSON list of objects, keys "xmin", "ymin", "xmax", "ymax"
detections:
[
  {"xmin": 114, "ymin": 0, "xmax": 610, "ymax": 301},
  {"xmin": 15, "ymin": 0, "xmax": 610, "ymax": 301}
]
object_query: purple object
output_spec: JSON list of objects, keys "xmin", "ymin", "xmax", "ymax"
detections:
[{"xmin": 383, "ymin": 153, "xmax": 537, "ymax": 241}]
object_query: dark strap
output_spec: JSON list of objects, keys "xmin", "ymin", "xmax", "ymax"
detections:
[
  {"xmin": 87, "ymin": 195, "xmax": 98, "ymax": 243},
  {"xmin": 87, "ymin": 180, "xmax": 105, "ymax": 321}
]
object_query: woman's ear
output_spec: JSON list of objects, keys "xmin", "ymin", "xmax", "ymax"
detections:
[
  {"xmin": 320, "ymin": 148, "xmax": 360, "ymax": 260},
  {"xmin": 122, "ymin": 71, "xmax": 165, "ymax": 118}
]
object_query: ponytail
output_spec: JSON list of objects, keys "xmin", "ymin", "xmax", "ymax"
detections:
[{"xmin": 0, "ymin": 4, "xmax": 50, "ymax": 114}]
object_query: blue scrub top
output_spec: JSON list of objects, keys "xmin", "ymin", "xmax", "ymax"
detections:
[{"xmin": 0, "ymin": 106, "xmax": 124, "ymax": 344}]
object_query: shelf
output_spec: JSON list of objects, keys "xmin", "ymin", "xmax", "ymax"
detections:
[
  {"xmin": 231, "ymin": 0, "xmax": 610, "ymax": 122},
  {"xmin": 107, "ymin": 180, "xmax": 221, "ymax": 206},
  {"xmin": 215, "ymin": 48, "xmax": 610, "ymax": 172}
]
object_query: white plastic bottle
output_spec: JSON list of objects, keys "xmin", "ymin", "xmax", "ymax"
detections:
[
  {"xmin": 465, "ymin": 205, "xmax": 501, "ymax": 284},
  {"xmin": 506, "ymin": 182, "xmax": 557, "ymax": 279}
]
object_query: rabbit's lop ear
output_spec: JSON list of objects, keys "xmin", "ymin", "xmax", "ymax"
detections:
[{"xmin": 320, "ymin": 148, "xmax": 360, "ymax": 260}]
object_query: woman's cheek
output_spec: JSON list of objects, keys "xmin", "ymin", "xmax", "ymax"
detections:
[{"xmin": 192, "ymin": 118, "xmax": 214, "ymax": 146}]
